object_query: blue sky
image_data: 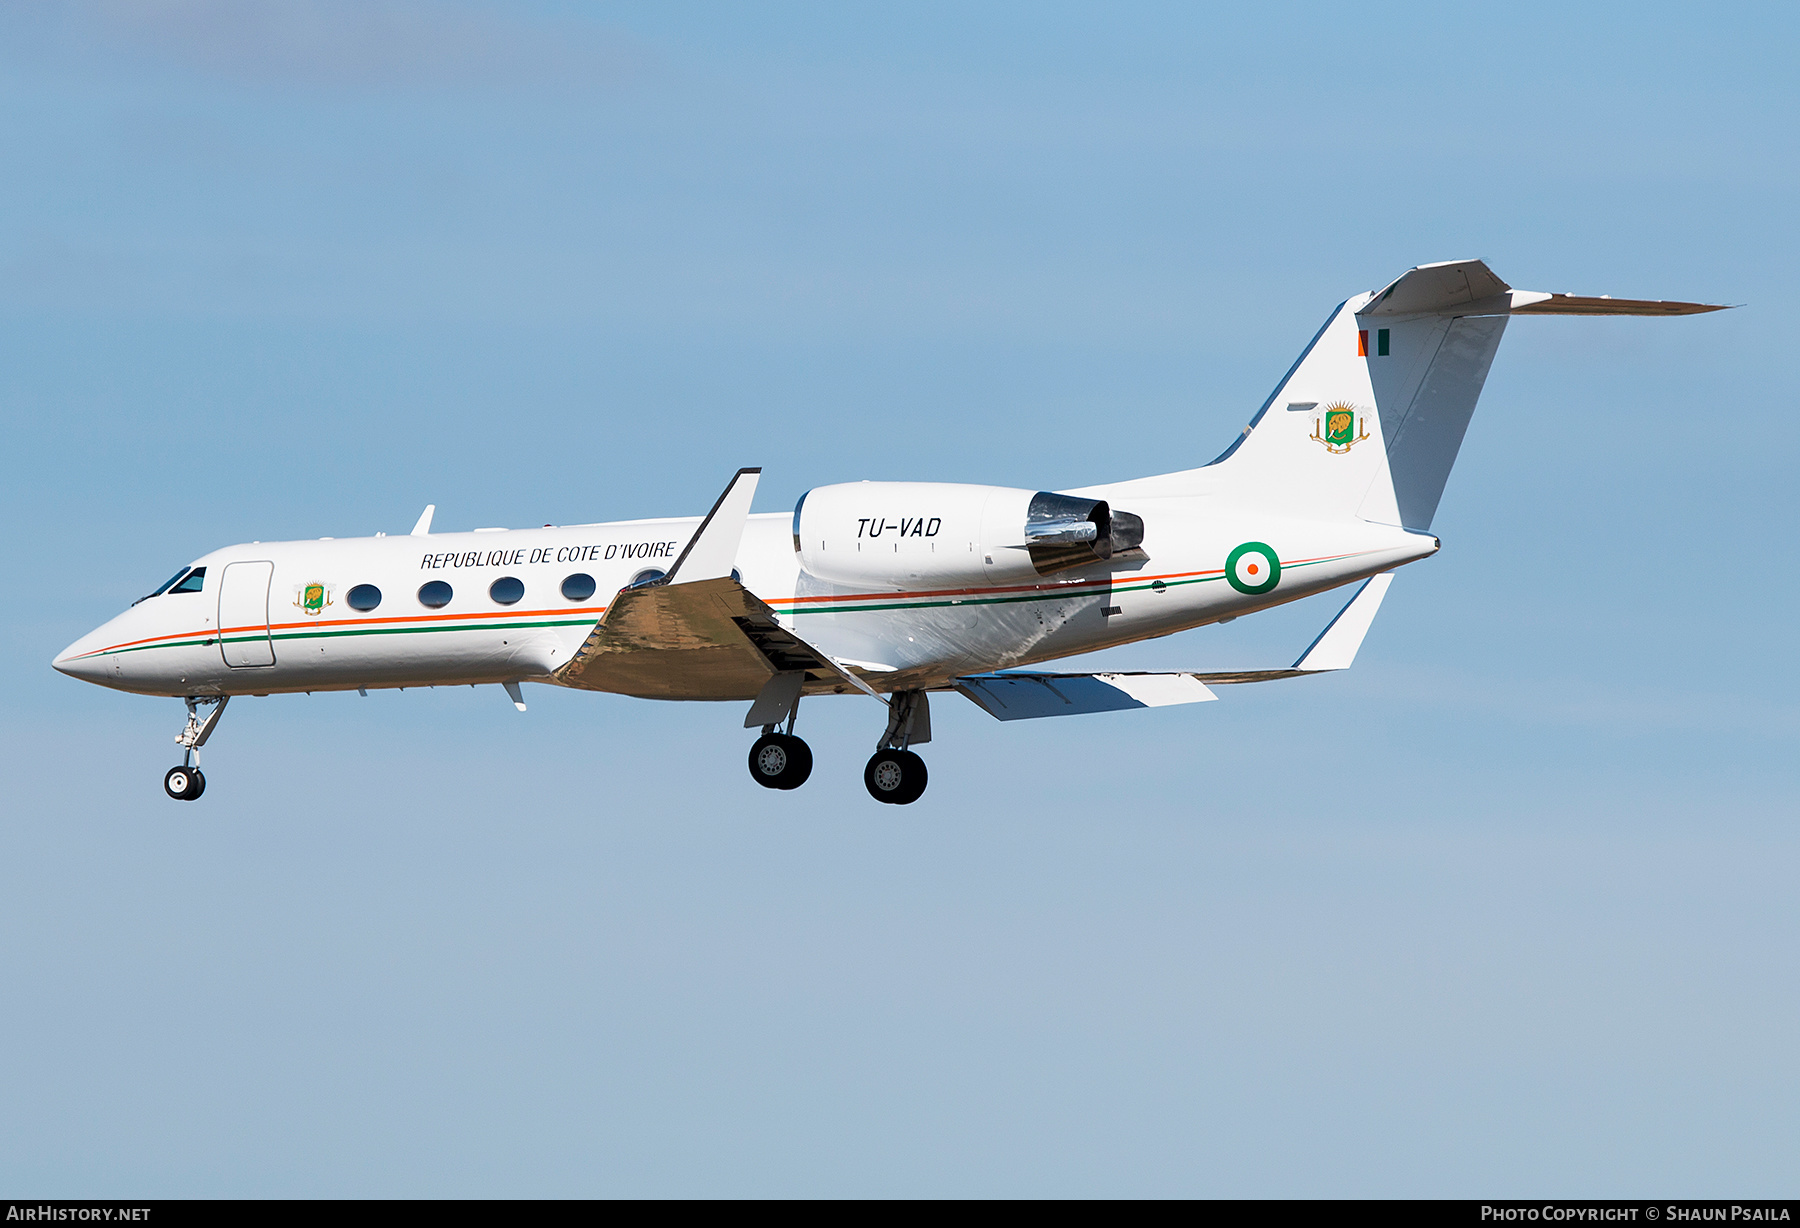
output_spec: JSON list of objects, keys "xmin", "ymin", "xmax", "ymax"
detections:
[{"xmin": 2, "ymin": 0, "xmax": 1795, "ymax": 1196}]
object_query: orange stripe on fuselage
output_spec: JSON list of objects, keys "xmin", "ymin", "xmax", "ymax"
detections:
[
  {"xmin": 761, "ymin": 566, "xmax": 1221, "ymax": 607},
  {"xmin": 758, "ymin": 554, "xmax": 1354, "ymax": 607},
  {"xmin": 71, "ymin": 603, "xmax": 609, "ymax": 660},
  {"xmin": 76, "ymin": 550, "xmax": 1367, "ymax": 659}
]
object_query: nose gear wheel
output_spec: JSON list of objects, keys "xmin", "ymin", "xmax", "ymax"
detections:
[{"xmin": 163, "ymin": 766, "xmax": 205, "ymax": 801}]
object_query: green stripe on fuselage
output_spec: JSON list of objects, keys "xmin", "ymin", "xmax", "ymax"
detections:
[
  {"xmin": 95, "ymin": 554, "xmax": 1357, "ymax": 656},
  {"xmin": 89, "ymin": 616, "xmax": 599, "ymax": 657}
]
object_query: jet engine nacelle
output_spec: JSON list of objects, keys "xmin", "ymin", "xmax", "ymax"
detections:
[{"xmin": 792, "ymin": 481, "xmax": 1144, "ymax": 590}]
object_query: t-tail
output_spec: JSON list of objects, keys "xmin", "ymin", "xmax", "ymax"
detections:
[{"xmin": 1119, "ymin": 259, "xmax": 1728, "ymax": 527}]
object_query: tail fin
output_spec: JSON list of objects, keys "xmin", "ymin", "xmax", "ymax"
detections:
[
  {"xmin": 1358, "ymin": 269, "xmax": 1512, "ymax": 530},
  {"xmin": 1185, "ymin": 260, "xmax": 1727, "ymax": 529}
]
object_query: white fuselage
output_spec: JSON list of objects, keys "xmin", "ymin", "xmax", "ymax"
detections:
[
  {"xmin": 53, "ymin": 486, "xmax": 1437, "ymax": 703},
  {"xmin": 50, "ymin": 260, "xmax": 1722, "ymax": 811}
]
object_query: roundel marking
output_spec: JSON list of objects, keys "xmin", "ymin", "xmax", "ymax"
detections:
[{"xmin": 1225, "ymin": 541, "xmax": 1281, "ymax": 596}]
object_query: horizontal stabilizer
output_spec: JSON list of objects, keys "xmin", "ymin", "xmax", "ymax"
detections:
[
  {"xmin": 1507, "ymin": 293, "xmax": 1730, "ymax": 316},
  {"xmin": 956, "ymin": 671, "xmax": 1216, "ymax": 721},
  {"xmin": 1363, "ymin": 259, "xmax": 1511, "ymax": 316},
  {"xmin": 1362, "ymin": 259, "xmax": 1730, "ymax": 319}
]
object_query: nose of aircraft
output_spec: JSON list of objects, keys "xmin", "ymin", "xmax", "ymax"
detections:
[{"xmin": 53, "ymin": 628, "xmax": 112, "ymax": 682}]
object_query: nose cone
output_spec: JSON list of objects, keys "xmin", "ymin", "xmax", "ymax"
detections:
[{"xmin": 53, "ymin": 628, "xmax": 114, "ymax": 683}]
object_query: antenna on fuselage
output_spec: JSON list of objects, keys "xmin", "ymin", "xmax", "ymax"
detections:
[{"xmin": 410, "ymin": 504, "xmax": 436, "ymax": 536}]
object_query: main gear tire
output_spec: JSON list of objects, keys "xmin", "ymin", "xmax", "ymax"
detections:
[
  {"xmin": 748, "ymin": 734, "xmax": 813, "ymax": 791},
  {"xmin": 863, "ymin": 749, "xmax": 928, "ymax": 805}
]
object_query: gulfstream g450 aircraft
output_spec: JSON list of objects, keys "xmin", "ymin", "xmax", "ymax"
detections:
[{"xmin": 54, "ymin": 260, "xmax": 1726, "ymax": 804}]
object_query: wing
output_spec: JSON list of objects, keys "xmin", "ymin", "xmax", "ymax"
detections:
[
  {"xmin": 556, "ymin": 574, "xmax": 869, "ymax": 700},
  {"xmin": 553, "ymin": 468, "xmax": 878, "ymax": 703}
]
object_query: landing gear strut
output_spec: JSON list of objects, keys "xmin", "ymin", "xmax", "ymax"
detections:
[
  {"xmin": 165, "ymin": 695, "xmax": 227, "ymax": 802},
  {"xmin": 864, "ymin": 690, "xmax": 930, "ymax": 805},
  {"xmin": 740, "ymin": 677, "xmax": 933, "ymax": 803},
  {"xmin": 745, "ymin": 672, "xmax": 813, "ymax": 790}
]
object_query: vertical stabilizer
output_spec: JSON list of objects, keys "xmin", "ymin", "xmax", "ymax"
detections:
[
  {"xmin": 1356, "ymin": 262, "xmax": 1513, "ymax": 529},
  {"xmin": 1201, "ymin": 294, "xmax": 1404, "ymax": 526},
  {"xmin": 1104, "ymin": 260, "xmax": 1724, "ymax": 525}
]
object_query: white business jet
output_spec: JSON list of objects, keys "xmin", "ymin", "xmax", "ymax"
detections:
[{"xmin": 54, "ymin": 260, "xmax": 1726, "ymax": 804}]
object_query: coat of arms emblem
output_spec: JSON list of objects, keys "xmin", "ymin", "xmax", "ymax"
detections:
[
  {"xmin": 295, "ymin": 583, "xmax": 332, "ymax": 616},
  {"xmin": 1310, "ymin": 401, "xmax": 1370, "ymax": 454}
]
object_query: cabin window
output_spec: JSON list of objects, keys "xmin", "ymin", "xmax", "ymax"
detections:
[
  {"xmin": 561, "ymin": 573, "xmax": 597, "ymax": 601},
  {"xmin": 347, "ymin": 584, "xmax": 382, "ymax": 611},
  {"xmin": 628, "ymin": 568, "xmax": 666, "ymax": 588},
  {"xmin": 418, "ymin": 580, "xmax": 453, "ymax": 608},
  {"xmin": 490, "ymin": 576, "xmax": 525, "ymax": 605},
  {"xmin": 169, "ymin": 567, "xmax": 206, "ymax": 594}
]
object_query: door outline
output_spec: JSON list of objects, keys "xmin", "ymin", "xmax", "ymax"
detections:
[{"xmin": 218, "ymin": 561, "xmax": 276, "ymax": 668}]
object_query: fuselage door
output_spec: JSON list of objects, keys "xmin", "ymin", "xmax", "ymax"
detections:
[{"xmin": 218, "ymin": 560, "xmax": 276, "ymax": 668}]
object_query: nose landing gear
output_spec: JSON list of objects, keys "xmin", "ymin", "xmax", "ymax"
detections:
[{"xmin": 164, "ymin": 695, "xmax": 227, "ymax": 802}]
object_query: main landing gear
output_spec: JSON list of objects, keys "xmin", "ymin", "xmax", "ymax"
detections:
[
  {"xmin": 863, "ymin": 690, "xmax": 930, "ymax": 805},
  {"xmin": 863, "ymin": 748, "xmax": 927, "ymax": 806},
  {"xmin": 748, "ymin": 731, "xmax": 813, "ymax": 790},
  {"xmin": 741, "ymin": 681, "xmax": 933, "ymax": 804},
  {"xmin": 164, "ymin": 695, "xmax": 228, "ymax": 802}
]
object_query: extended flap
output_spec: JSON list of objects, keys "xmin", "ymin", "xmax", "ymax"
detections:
[{"xmin": 956, "ymin": 671, "xmax": 1216, "ymax": 721}]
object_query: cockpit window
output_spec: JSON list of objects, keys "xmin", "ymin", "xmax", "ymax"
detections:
[
  {"xmin": 169, "ymin": 567, "xmax": 207, "ymax": 594},
  {"xmin": 135, "ymin": 567, "xmax": 192, "ymax": 605}
]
